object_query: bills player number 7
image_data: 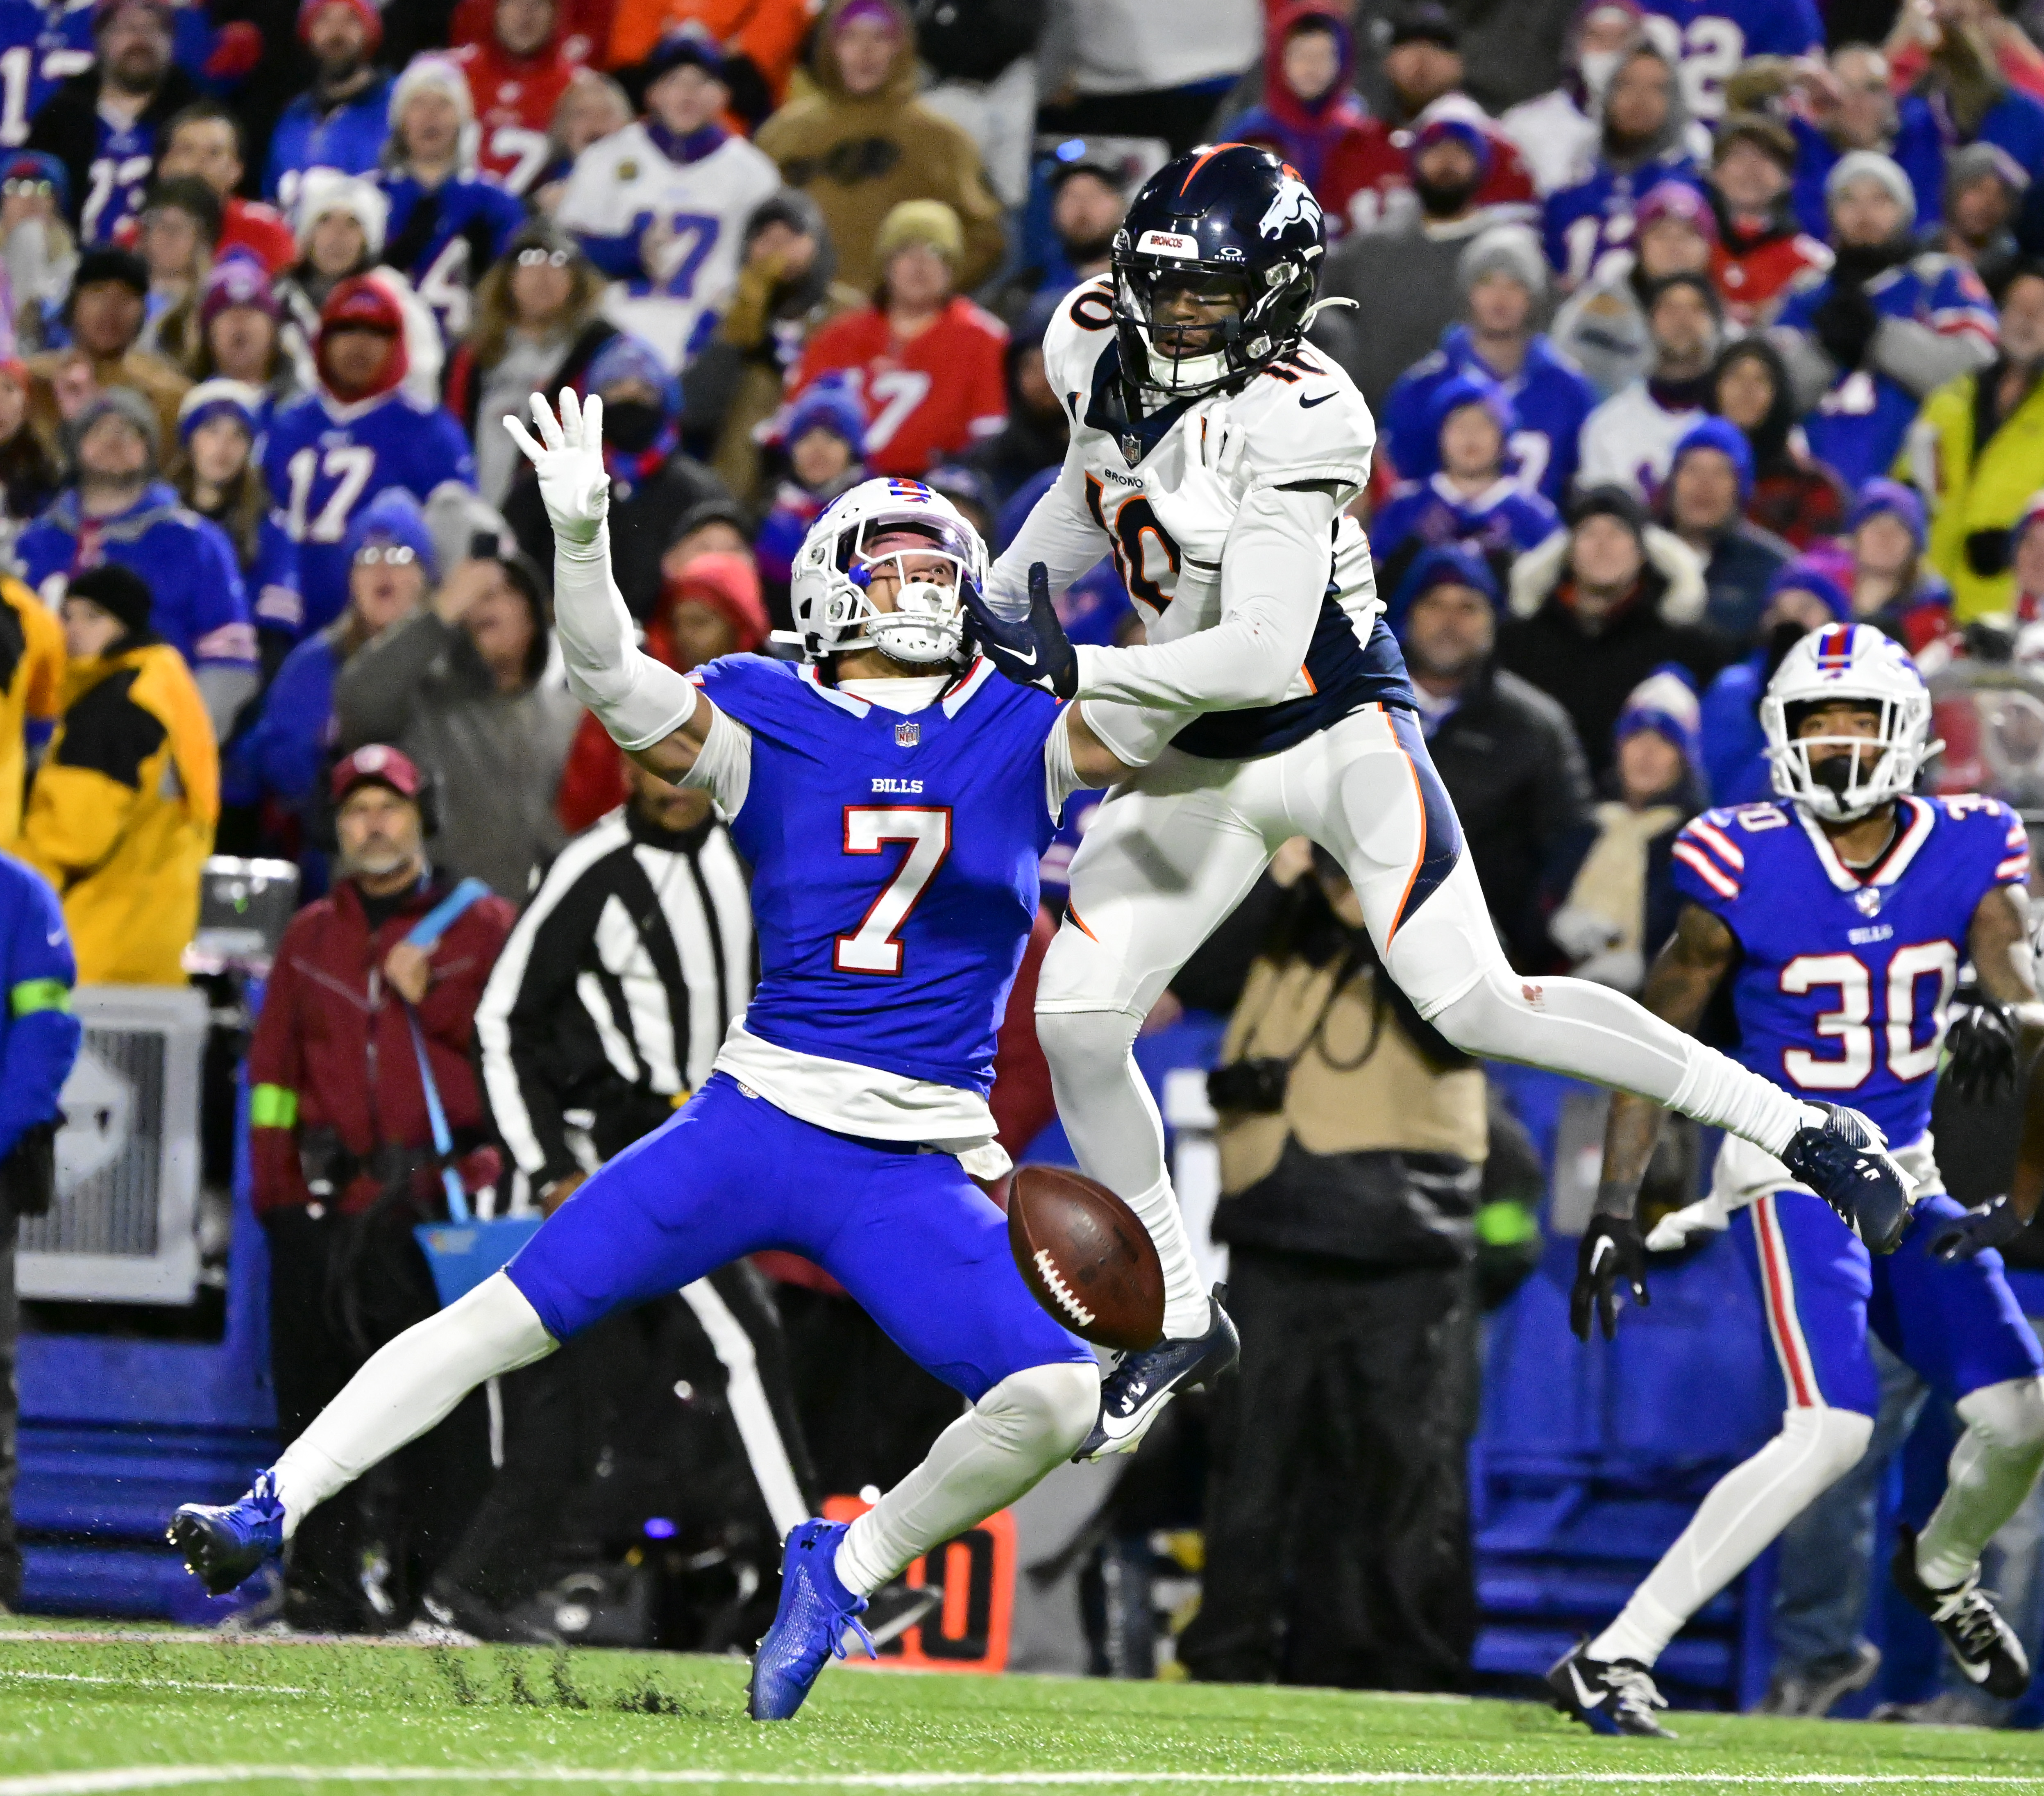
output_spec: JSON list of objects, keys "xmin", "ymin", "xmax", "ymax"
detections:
[{"xmin": 835, "ymin": 807, "xmax": 951, "ymax": 974}]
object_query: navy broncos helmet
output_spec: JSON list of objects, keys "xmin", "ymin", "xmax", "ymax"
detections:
[{"xmin": 1110, "ymin": 142, "xmax": 1326, "ymax": 401}]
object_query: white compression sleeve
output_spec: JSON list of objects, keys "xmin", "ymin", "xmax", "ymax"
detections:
[
  {"xmin": 985, "ymin": 452, "xmax": 1113, "ymax": 615},
  {"xmin": 553, "ymin": 524, "xmax": 701, "ymax": 752},
  {"xmin": 678, "ymin": 703, "xmax": 755, "ymax": 820},
  {"xmin": 1590, "ymin": 1406, "xmax": 1872, "ymax": 1667},
  {"xmin": 1072, "ymin": 483, "xmax": 1335, "ymax": 711},
  {"xmin": 1916, "ymin": 1377, "xmax": 2044, "ymax": 1588},
  {"xmin": 268, "ymin": 1272, "xmax": 558, "ymax": 1536},
  {"xmin": 834, "ymin": 1362, "xmax": 1099, "ymax": 1595}
]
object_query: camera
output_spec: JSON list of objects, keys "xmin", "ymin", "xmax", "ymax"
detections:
[{"xmin": 1207, "ymin": 1057, "xmax": 1291, "ymax": 1115}]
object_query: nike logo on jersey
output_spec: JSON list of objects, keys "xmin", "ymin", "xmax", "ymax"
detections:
[
  {"xmin": 1300, "ymin": 391, "xmax": 1336, "ymax": 409},
  {"xmin": 1568, "ymin": 1662, "xmax": 1608, "ymax": 1708}
]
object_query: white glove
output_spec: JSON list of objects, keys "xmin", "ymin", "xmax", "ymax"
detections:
[
  {"xmin": 504, "ymin": 388, "xmax": 610, "ymax": 549},
  {"xmin": 1645, "ymin": 1197, "xmax": 1729, "ymax": 1254}
]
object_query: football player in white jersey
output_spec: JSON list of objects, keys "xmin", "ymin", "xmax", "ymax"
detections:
[
  {"xmin": 965, "ymin": 143, "xmax": 1915, "ymax": 1458},
  {"xmin": 553, "ymin": 32, "xmax": 780, "ymax": 370}
]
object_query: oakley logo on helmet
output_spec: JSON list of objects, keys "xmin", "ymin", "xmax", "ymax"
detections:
[
  {"xmin": 1259, "ymin": 170, "xmax": 1320, "ymax": 239},
  {"xmin": 1137, "ymin": 229, "xmax": 1198, "ymax": 258}
]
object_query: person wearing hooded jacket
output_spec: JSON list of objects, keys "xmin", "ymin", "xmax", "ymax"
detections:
[
  {"xmin": 333, "ymin": 547, "xmax": 578, "ymax": 898},
  {"xmin": 1498, "ymin": 483, "xmax": 1730, "ymax": 781},
  {"xmin": 1219, "ymin": 2, "xmax": 1375, "ymax": 228},
  {"xmin": 678, "ymin": 189, "xmax": 863, "ymax": 506},
  {"xmin": 1707, "ymin": 334, "xmax": 1846, "ymax": 549},
  {"xmin": 18, "ymin": 562, "xmax": 217, "ymax": 984},
  {"xmin": 754, "ymin": 0, "xmax": 1005, "ymax": 293},
  {"xmin": 264, "ymin": 273, "xmax": 476, "ymax": 638},
  {"xmin": 502, "ymin": 331, "xmax": 732, "ymax": 620},
  {"xmin": 14, "ymin": 387, "xmax": 258, "ymax": 738}
]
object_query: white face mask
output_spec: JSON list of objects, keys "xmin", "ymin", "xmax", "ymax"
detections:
[{"xmin": 1579, "ymin": 48, "xmax": 1621, "ymax": 101}]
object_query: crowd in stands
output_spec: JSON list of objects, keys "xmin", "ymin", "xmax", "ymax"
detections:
[{"xmin": 11, "ymin": 0, "xmax": 2044, "ymax": 1701}]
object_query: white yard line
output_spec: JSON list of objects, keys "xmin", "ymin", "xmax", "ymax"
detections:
[
  {"xmin": 8, "ymin": 1771, "xmax": 2044, "ymax": 1794},
  {"xmin": 0, "ymin": 1671, "xmax": 309, "ymax": 1696}
]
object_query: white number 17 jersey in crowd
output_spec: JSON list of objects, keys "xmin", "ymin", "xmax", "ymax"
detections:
[
  {"xmin": 998, "ymin": 274, "xmax": 1410, "ymax": 760},
  {"xmin": 554, "ymin": 121, "xmax": 781, "ymax": 371}
]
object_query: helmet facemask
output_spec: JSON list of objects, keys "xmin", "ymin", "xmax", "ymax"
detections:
[
  {"xmin": 832, "ymin": 518, "xmax": 977, "ymax": 667},
  {"xmin": 1112, "ymin": 255, "xmax": 1311, "ymax": 400},
  {"xmin": 1763, "ymin": 692, "xmax": 1931, "ymax": 822}
]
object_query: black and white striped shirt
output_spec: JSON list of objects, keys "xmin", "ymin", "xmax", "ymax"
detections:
[{"xmin": 476, "ymin": 806, "xmax": 753, "ymax": 1186}]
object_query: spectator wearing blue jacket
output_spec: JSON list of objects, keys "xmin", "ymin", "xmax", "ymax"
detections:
[
  {"xmin": 1698, "ymin": 559, "xmax": 1851, "ymax": 805},
  {"xmin": 15, "ymin": 390, "xmax": 257, "ymax": 738},
  {"xmin": 1658, "ymin": 416, "xmax": 1792, "ymax": 643},
  {"xmin": 175, "ymin": 380, "xmax": 303, "ymax": 672},
  {"xmin": 224, "ymin": 489, "xmax": 436, "ymax": 879},
  {"xmin": 0, "ymin": 850, "xmax": 80, "ymax": 1609},
  {"xmin": 1371, "ymin": 374, "xmax": 1561, "ymax": 597},
  {"xmin": 264, "ymin": 0, "xmax": 394, "ymax": 211},
  {"xmin": 1381, "ymin": 225, "xmax": 1596, "ymax": 507}
]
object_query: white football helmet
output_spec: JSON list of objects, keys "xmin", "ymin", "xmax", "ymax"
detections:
[
  {"xmin": 784, "ymin": 477, "xmax": 986, "ymax": 667},
  {"xmin": 1761, "ymin": 622, "xmax": 1937, "ymax": 822}
]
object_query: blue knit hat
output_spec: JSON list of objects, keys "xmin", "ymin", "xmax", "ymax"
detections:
[
  {"xmin": 177, "ymin": 377, "xmax": 265, "ymax": 445},
  {"xmin": 1388, "ymin": 541, "xmax": 1500, "ymax": 637},
  {"xmin": 1425, "ymin": 371, "xmax": 1515, "ymax": 447},
  {"xmin": 585, "ymin": 332, "xmax": 681, "ymax": 418},
  {"xmin": 1764, "ymin": 556, "xmax": 1852, "ymax": 622},
  {"xmin": 1615, "ymin": 664, "xmax": 1702, "ymax": 771},
  {"xmin": 1847, "ymin": 477, "xmax": 1926, "ymax": 552},
  {"xmin": 343, "ymin": 487, "xmax": 438, "ymax": 581},
  {"xmin": 783, "ymin": 379, "xmax": 867, "ymax": 455},
  {"xmin": 1670, "ymin": 416, "xmax": 1754, "ymax": 502}
]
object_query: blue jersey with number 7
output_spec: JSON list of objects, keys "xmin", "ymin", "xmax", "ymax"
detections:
[
  {"xmin": 694, "ymin": 653, "xmax": 1062, "ymax": 1095},
  {"xmin": 1671, "ymin": 793, "xmax": 2028, "ymax": 1149}
]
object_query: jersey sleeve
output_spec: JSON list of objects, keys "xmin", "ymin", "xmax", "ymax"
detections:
[
  {"xmin": 188, "ymin": 522, "xmax": 257, "ymax": 671},
  {"xmin": 1944, "ymin": 794, "xmax": 2032, "ymax": 891},
  {"xmin": 1669, "ymin": 809, "xmax": 1748, "ymax": 924},
  {"xmin": 1234, "ymin": 348, "xmax": 1375, "ymax": 495},
  {"xmin": 1038, "ymin": 275, "xmax": 1117, "ymax": 424},
  {"xmin": 424, "ymin": 406, "xmax": 479, "ymax": 488}
]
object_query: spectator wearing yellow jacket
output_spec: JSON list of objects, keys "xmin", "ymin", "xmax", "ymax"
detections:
[
  {"xmin": 0, "ymin": 578, "xmax": 65, "ymax": 848},
  {"xmin": 19, "ymin": 565, "xmax": 218, "ymax": 985},
  {"xmin": 1899, "ymin": 261, "xmax": 2044, "ymax": 622}
]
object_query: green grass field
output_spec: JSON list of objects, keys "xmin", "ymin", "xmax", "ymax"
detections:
[{"xmin": 6, "ymin": 1620, "xmax": 2044, "ymax": 1796}]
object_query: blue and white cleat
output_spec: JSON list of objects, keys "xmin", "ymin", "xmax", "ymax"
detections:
[
  {"xmin": 747, "ymin": 1518, "xmax": 876, "ymax": 1721},
  {"xmin": 1781, "ymin": 1101, "xmax": 1914, "ymax": 1255},
  {"xmin": 167, "ymin": 1470, "xmax": 286, "ymax": 1595},
  {"xmin": 1077, "ymin": 1286, "xmax": 1239, "ymax": 1462}
]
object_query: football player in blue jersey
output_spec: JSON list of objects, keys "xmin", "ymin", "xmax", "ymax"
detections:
[
  {"xmin": 965, "ymin": 141, "xmax": 1919, "ymax": 1466},
  {"xmin": 1550, "ymin": 623, "xmax": 2044, "ymax": 1736},
  {"xmin": 168, "ymin": 391, "xmax": 1147, "ymax": 1721}
]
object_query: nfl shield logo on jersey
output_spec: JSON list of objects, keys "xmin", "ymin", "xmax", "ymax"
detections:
[
  {"xmin": 1855, "ymin": 887, "xmax": 1883, "ymax": 917},
  {"xmin": 896, "ymin": 720, "xmax": 920, "ymax": 748}
]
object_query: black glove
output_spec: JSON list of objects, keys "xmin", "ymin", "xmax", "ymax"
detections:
[
  {"xmin": 1812, "ymin": 283, "xmax": 1880, "ymax": 372},
  {"xmin": 1943, "ymin": 999, "xmax": 2021, "ymax": 1104},
  {"xmin": 962, "ymin": 561, "xmax": 1077, "ymax": 699},
  {"xmin": 1571, "ymin": 1212, "xmax": 1650, "ymax": 1342},
  {"xmin": 1930, "ymin": 1194, "xmax": 2030, "ymax": 1260}
]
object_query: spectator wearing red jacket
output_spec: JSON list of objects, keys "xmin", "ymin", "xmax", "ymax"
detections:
[
  {"xmin": 153, "ymin": 102, "xmax": 297, "ymax": 276},
  {"xmin": 789, "ymin": 199, "xmax": 1006, "ymax": 478},
  {"xmin": 246, "ymin": 744, "xmax": 515, "ymax": 1630},
  {"xmin": 448, "ymin": 0, "xmax": 581, "ymax": 196},
  {"xmin": 1220, "ymin": 2, "xmax": 1375, "ymax": 234},
  {"xmin": 1708, "ymin": 112, "xmax": 1831, "ymax": 326},
  {"xmin": 556, "ymin": 549, "xmax": 767, "ymax": 832}
]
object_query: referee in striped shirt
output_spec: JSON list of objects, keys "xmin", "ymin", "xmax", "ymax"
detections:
[{"xmin": 430, "ymin": 754, "xmax": 815, "ymax": 1645}]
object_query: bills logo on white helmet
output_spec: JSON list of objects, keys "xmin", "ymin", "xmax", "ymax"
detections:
[
  {"xmin": 782, "ymin": 476, "xmax": 988, "ymax": 668},
  {"xmin": 1760, "ymin": 622, "xmax": 1940, "ymax": 822},
  {"xmin": 1259, "ymin": 168, "xmax": 1320, "ymax": 239}
]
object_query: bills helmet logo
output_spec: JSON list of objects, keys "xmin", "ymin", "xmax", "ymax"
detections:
[{"xmin": 1259, "ymin": 166, "xmax": 1320, "ymax": 240}]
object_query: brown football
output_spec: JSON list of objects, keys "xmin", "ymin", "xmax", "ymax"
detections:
[{"xmin": 1007, "ymin": 1165, "xmax": 1166, "ymax": 1352}]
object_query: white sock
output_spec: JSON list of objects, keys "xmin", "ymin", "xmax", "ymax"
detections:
[
  {"xmin": 1429, "ymin": 970, "xmax": 1813, "ymax": 1157},
  {"xmin": 1917, "ymin": 1378, "xmax": 2044, "ymax": 1589},
  {"xmin": 268, "ymin": 1272, "xmax": 557, "ymax": 1538},
  {"xmin": 834, "ymin": 1362, "xmax": 1098, "ymax": 1596},
  {"xmin": 1589, "ymin": 1407, "xmax": 1871, "ymax": 1667},
  {"xmin": 1035, "ymin": 1008, "xmax": 1208, "ymax": 1339}
]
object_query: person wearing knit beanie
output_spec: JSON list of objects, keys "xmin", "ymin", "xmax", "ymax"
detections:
[
  {"xmin": 1663, "ymin": 416, "xmax": 1793, "ymax": 642},
  {"xmin": 65, "ymin": 562, "xmax": 157, "ymax": 647}
]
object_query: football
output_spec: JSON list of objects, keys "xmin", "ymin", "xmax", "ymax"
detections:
[{"xmin": 1007, "ymin": 1165, "xmax": 1166, "ymax": 1352}]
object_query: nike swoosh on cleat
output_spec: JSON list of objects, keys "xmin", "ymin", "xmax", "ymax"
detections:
[
  {"xmin": 1568, "ymin": 1663, "xmax": 1607, "ymax": 1708},
  {"xmin": 1300, "ymin": 391, "xmax": 1336, "ymax": 408}
]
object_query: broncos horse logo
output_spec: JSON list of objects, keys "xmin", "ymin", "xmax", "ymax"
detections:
[{"xmin": 1259, "ymin": 166, "xmax": 1321, "ymax": 239}]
